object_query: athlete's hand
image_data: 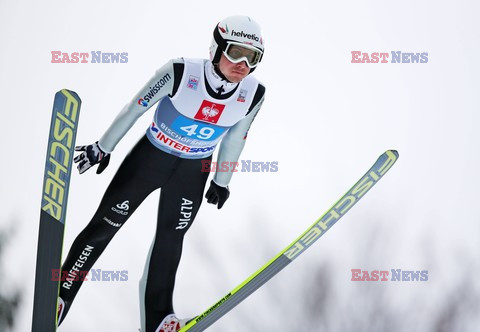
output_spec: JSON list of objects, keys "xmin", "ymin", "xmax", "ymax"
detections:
[
  {"xmin": 74, "ymin": 141, "xmax": 111, "ymax": 174},
  {"xmin": 205, "ymin": 180, "xmax": 230, "ymax": 209}
]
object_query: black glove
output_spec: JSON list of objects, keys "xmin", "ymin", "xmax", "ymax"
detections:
[
  {"xmin": 74, "ymin": 141, "xmax": 110, "ymax": 174},
  {"xmin": 205, "ymin": 180, "xmax": 230, "ymax": 209}
]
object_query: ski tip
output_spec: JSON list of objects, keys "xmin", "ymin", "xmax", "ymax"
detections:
[
  {"xmin": 57, "ymin": 89, "xmax": 81, "ymax": 101},
  {"xmin": 386, "ymin": 149, "xmax": 399, "ymax": 158}
]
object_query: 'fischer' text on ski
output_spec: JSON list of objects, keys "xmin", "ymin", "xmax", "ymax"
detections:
[{"xmin": 41, "ymin": 91, "xmax": 80, "ymax": 221}]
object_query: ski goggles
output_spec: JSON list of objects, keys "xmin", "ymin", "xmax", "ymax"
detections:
[{"xmin": 223, "ymin": 42, "xmax": 263, "ymax": 68}]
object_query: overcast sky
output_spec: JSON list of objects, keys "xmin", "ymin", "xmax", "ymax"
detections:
[{"xmin": 0, "ymin": 0, "xmax": 479, "ymax": 331}]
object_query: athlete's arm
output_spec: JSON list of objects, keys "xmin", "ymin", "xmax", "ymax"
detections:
[
  {"xmin": 98, "ymin": 59, "xmax": 183, "ymax": 152},
  {"xmin": 213, "ymin": 83, "xmax": 266, "ymax": 187}
]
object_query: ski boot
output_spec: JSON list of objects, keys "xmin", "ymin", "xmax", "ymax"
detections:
[{"xmin": 155, "ymin": 314, "xmax": 189, "ymax": 332}]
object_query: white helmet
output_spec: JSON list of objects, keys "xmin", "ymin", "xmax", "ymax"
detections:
[{"xmin": 210, "ymin": 15, "xmax": 264, "ymax": 71}]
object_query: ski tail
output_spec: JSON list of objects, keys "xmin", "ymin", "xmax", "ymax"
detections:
[
  {"xmin": 32, "ymin": 90, "xmax": 81, "ymax": 331},
  {"xmin": 180, "ymin": 150, "xmax": 399, "ymax": 331}
]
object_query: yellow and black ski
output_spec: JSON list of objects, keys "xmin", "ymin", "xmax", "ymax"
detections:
[
  {"xmin": 180, "ymin": 150, "xmax": 399, "ymax": 331},
  {"xmin": 32, "ymin": 90, "xmax": 81, "ymax": 331}
]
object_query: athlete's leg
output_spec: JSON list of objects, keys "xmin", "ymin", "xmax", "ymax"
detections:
[
  {"xmin": 140, "ymin": 156, "xmax": 211, "ymax": 332},
  {"xmin": 58, "ymin": 136, "xmax": 177, "ymax": 324}
]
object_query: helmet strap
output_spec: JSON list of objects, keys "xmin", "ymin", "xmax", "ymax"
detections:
[{"xmin": 213, "ymin": 63, "xmax": 233, "ymax": 83}]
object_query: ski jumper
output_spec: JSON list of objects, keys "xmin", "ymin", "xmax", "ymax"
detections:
[{"xmin": 58, "ymin": 58, "xmax": 265, "ymax": 331}]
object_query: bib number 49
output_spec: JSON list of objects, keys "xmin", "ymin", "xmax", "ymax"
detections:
[{"xmin": 180, "ymin": 124, "xmax": 215, "ymax": 140}]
